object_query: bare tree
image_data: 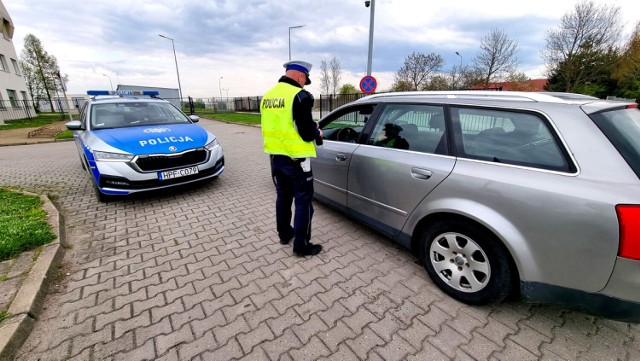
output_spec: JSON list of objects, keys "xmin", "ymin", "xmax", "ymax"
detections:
[
  {"xmin": 426, "ymin": 75, "xmax": 450, "ymax": 90},
  {"xmin": 330, "ymin": 57, "xmax": 342, "ymax": 95},
  {"xmin": 446, "ymin": 64, "xmax": 484, "ymax": 90},
  {"xmin": 394, "ymin": 51, "xmax": 444, "ymax": 90},
  {"xmin": 319, "ymin": 60, "xmax": 331, "ymax": 95},
  {"xmin": 504, "ymin": 72, "xmax": 539, "ymax": 91},
  {"xmin": 389, "ymin": 80, "xmax": 414, "ymax": 92},
  {"xmin": 474, "ymin": 28, "xmax": 519, "ymax": 85},
  {"xmin": 318, "ymin": 57, "xmax": 342, "ymax": 95},
  {"xmin": 20, "ymin": 34, "xmax": 61, "ymax": 111},
  {"xmin": 543, "ymin": 0, "xmax": 622, "ymax": 92}
]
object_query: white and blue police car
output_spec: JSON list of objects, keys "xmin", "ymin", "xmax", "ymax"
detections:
[{"xmin": 66, "ymin": 90, "xmax": 224, "ymax": 202}]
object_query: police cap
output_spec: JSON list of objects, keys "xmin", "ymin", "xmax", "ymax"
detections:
[{"xmin": 283, "ymin": 60, "xmax": 312, "ymax": 85}]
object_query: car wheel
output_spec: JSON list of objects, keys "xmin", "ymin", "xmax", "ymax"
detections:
[{"xmin": 419, "ymin": 219, "xmax": 513, "ymax": 305}]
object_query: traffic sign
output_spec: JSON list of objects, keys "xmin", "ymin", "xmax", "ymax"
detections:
[{"xmin": 360, "ymin": 75, "xmax": 377, "ymax": 94}]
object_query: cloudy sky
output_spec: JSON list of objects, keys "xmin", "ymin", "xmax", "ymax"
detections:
[{"xmin": 4, "ymin": 0, "xmax": 639, "ymax": 98}]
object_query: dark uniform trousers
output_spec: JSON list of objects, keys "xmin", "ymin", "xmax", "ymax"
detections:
[{"xmin": 270, "ymin": 154, "xmax": 314, "ymax": 251}]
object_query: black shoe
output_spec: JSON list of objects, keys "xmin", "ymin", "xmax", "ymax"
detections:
[
  {"xmin": 280, "ymin": 236, "xmax": 293, "ymax": 245},
  {"xmin": 293, "ymin": 243, "xmax": 322, "ymax": 257}
]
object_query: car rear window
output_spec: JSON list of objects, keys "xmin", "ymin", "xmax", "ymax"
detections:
[
  {"xmin": 453, "ymin": 107, "xmax": 573, "ymax": 172},
  {"xmin": 590, "ymin": 107, "xmax": 640, "ymax": 178}
]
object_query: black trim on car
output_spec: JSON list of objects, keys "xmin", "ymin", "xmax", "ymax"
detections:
[
  {"xmin": 99, "ymin": 156, "xmax": 224, "ymax": 190},
  {"xmin": 521, "ymin": 281, "xmax": 640, "ymax": 323}
]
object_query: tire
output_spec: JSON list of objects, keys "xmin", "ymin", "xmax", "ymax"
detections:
[
  {"xmin": 92, "ymin": 180, "xmax": 113, "ymax": 203},
  {"xmin": 419, "ymin": 219, "xmax": 513, "ymax": 305},
  {"xmin": 90, "ymin": 174, "xmax": 112, "ymax": 203}
]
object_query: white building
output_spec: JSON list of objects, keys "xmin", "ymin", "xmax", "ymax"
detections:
[{"xmin": 0, "ymin": 0, "xmax": 34, "ymax": 124}]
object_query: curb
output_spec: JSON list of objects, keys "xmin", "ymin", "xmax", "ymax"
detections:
[
  {"xmin": 0, "ymin": 138, "xmax": 74, "ymax": 148},
  {"xmin": 0, "ymin": 194, "xmax": 64, "ymax": 361}
]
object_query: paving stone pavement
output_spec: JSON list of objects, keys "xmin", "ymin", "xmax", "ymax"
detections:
[{"xmin": 1, "ymin": 118, "xmax": 639, "ymax": 360}]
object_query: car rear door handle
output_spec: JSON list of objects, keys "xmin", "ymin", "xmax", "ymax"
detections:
[
  {"xmin": 411, "ymin": 167, "xmax": 432, "ymax": 180},
  {"xmin": 336, "ymin": 153, "xmax": 347, "ymax": 162}
]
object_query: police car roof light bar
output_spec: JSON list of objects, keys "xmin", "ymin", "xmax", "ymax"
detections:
[
  {"xmin": 86, "ymin": 90, "xmax": 160, "ymax": 97},
  {"xmin": 87, "ymin": 90, "xmax": 111, "ymax": 96}
]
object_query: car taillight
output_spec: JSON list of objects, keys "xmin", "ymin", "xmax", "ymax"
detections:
[
  {"xmin": 626, "ymin": 104, "xmax": 638, "ymax": 109},
  {"xmin": 616, "ymin": 205, "xmax": 640, "ymax": 260}
]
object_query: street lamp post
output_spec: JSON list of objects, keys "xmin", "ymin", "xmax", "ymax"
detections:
[
  {"xmin": 102, "ymin": 73, "xmax": 114, "ymax": 92},
  {"xmin": 288, "ymin": 25, "xmax": 306, "ymax": 61},
  {"xmin": 365, "ymin": 0, "xmax": 376, "ymax": 76},
  {"xmin": 455, "ymin": 52, "xmax": 463, "ymax": 90},
  {"xmin": 219, "ymin": 77, "xmax": 223, "ymax": 98},
  {"xmin": 159, "ymin": 34, "xmax": 184, "ymax": 103}
]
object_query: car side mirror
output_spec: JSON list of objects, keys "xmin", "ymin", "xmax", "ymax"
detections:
[
  {"xmin": 189, "ymin": 115, "xmax": 200, "ymax": 123},
  {"xmin": 65, "ymin": 120, "xmax": 82, "ymax": 130}
]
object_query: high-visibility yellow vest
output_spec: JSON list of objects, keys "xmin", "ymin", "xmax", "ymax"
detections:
[{"xmin": 261, "ymin": 82, "xmax": 316, "ymax": 158}]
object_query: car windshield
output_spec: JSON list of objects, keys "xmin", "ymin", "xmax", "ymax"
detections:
[
  {"xmin": 90, "ymin": 101, "xmax": 190, "ymax": 130},
  {"xmin": 591, "ymin": 107, "xmax": 640, "ymax": 178}
]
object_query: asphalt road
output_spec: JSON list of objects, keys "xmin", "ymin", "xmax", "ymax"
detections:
[{"xmin": 1, "ymin": 118, "xmax": 639, "ymax": 360}]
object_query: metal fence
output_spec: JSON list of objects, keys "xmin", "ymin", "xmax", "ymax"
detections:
[
  {"xmin": 178, "ymin": 97, "xmax": 252, "ymax": 115},
  {"xmin": 318, "ymin": 93, "xmax": 368, "ymax": 118},
  {"xmin": 0, "ymin": 100, "xmax": 36, "ymax": 124},
  {"xmin": 182, "ymin": 93, "xmax": 369, "ymax": 118},
  {"xmin": 2, "ymin": 93, "xmax": 367, "ymax": 122},
  {"xmin": 0, "ymin": 93, "xmax": 369, "ymax": 125}
]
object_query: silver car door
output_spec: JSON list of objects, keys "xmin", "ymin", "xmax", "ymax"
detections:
[
  {"xmin": 314, "ymin": 142, "xmax": 358, "ymax": 211},
  {"xmin": 347, "ymin": 104, "xmax": 456, "ymax": 236},
  {"xmin": 312, "ymin": 104, "xmax": 376, "ymax": 211}
]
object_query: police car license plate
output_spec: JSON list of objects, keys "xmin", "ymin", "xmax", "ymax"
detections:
[{"xmin": 159, "ymin": 166, "xmax": 199, "ymax": 180}]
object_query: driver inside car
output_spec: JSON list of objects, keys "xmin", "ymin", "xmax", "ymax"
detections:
[{"xmin": 374, "ymin": 123, "xmax": 409, "ymax": 149}]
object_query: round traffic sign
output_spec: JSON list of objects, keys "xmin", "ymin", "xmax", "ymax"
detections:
[{"xmin": 360, "ymin": 75, "xmax": 377, "ymax": 94}]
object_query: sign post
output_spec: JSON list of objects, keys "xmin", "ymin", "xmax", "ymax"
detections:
[{"xmin": 359, "ymin": 75, "xmax": 377, "ymax": 94}]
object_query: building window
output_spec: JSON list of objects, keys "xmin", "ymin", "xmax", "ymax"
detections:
[
  {"xmin": 2, "ymin": 18, "xmax": 13, "ymax": 40},
  {"xmin": 0, "ymin": 92, "xmax": 5, "ymax": 110},
  {"xmin": 20, "ymin": 91, "xmax": 28, "ymax": 102},
  {"xmin": 11, "ymin": 58, "xmax": 21, "ymax": 75},
  {"xmin": 0, "ymin": 54, "xmax": 7, "ymax": 72},
  {"xmin": 2, "ymin": 19, "xmax": 10, "ymax": 40},
  {"xmin": 6, "ymin": 89, "xmax": 19, "ymax": 108}
]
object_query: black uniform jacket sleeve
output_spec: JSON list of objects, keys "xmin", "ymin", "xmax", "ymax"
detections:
[{"xmin": 279, "ymin": 76, "xmax": 319, "ymax": 142}]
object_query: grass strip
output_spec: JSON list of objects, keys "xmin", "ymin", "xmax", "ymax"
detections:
[
  {"xmin": 0, "ymin": 113, "xmax": 67, "ymax": 130},
  {"xmin": 0, "ymin": 189, "xmax": 56, "ymax": 261}
]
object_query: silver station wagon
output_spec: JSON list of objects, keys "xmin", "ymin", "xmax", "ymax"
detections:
[{"xmin": 312, "ymin": 91, "xmax": 640, "ymax": 322}]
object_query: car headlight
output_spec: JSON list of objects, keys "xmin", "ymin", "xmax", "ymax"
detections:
[
  {"xmin": 93, "ymin": 150, "xmax": 134, "ymax": 162},
  {"xmin": 205, "ymin": 138, "xmax": 220, "ymax": 150}
]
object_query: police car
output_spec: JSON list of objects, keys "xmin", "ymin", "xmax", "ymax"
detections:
[{"xmin": 66, "ymin": 90, "xmax": 224, "ymax": 202}]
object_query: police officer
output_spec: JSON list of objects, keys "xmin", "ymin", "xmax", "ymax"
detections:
[{"xmin": 261, "ymin": 60, "xmax": 324, "ymax": 257}]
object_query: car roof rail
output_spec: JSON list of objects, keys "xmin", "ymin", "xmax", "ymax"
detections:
[{"xmin": 355, "ymin": 90, "xmax": 596, "ymax": 104}]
